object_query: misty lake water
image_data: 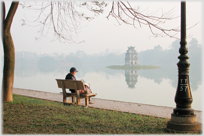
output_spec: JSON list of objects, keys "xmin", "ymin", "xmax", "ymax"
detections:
[{"xmin": 13, "ymin": 63, "xmax": 202, "ymax": 111}]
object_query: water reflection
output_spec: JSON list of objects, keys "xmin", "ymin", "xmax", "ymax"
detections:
[
  {"xmin": 13, "ymin": 61, "xmax": 202, "ymax": 110},
  {"xmin": 125, "ymin": 70, "xmax": 138, "ymax": 88},
  {"xmin": 14, "ymin": 48, "xmax": 201, "ymax": 92},
  {"xmin": 15, "ymin": 64, "xmax": 38, "ymax": 77},
  {"xmin": 15, "ymin": 62, "xmax": 201, "ymax": 92}
]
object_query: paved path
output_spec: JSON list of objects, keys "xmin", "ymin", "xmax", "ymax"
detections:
[{"xmin": 13, "ymin": 88, "xmax": 202, "ymax": 123}]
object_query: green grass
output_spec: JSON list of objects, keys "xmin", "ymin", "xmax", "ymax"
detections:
[
  {"xmin": 106, "ymin": 65, "xmax": 160, "ymax": 70},
  {"xmin": 3, "ymin": 94, "xmax": 200, "ymax": 134}
]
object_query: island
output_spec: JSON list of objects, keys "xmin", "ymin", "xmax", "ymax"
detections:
[
  {"xmin": 106, "ymin": 46, "xmax": 160, "ymax": 70},
  {"xmin": 106, "ymin": 65, "xmax": 160, "ymax": 70}
]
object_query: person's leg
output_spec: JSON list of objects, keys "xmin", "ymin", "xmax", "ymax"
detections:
[
  {"xmin": 70, "ymin": 90, "xmax": 76, "ymax": 103},
  {"xmin": 70, "ymin": 89, "xmax": 76, "ymax": 93}
]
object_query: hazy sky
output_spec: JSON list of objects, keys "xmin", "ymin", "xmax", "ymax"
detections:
[{"xmin": 0, "ymin": 1, "xmax": 203, "ymax": 56}]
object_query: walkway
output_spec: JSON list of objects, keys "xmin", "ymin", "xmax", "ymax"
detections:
[{"xmin": 13, "ymin": 88, "xmax": 202, "ymax": 123}]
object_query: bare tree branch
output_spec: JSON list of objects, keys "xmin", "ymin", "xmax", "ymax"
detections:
[
  {"xmin": 1, "ymin": 2, "xmax": 6, "ymax": 40},
  {"xmin": 21, "ymin": 1, "xmax": 193, "ymax": 42},
  {"xmin": 107, "ymin": 1, "xmax": 180, "ymax": 39},
  {"xmin": 21, "ymin": 1, "xmax": 107, "ymax": 43},
  {"xmin": 4, "ymin": 2, "xmax": 19, "ymax": 31},
  {"xmin": 2, "ymin": 2, "xmax": 5, "ymax": 21}
]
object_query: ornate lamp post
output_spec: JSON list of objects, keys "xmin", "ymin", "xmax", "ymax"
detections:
[{"xmin": 166, "ymin": 1, "xmax": 201, "ymax": 132}]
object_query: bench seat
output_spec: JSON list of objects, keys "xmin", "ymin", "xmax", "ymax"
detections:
[{"xmin": 66, "ymin": 93, "xmax": 76, "ymax": 96}]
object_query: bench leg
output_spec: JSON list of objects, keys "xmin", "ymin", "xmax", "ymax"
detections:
[
  {"xmin": 85, "ymin": 97, "xmax": 89, "ymax": 107},
  {"xmin": 76, "ymin": 97, "xmax": 80, "ymax": 105},
  {"xmin": 63, "ymin": 95, "xmax": 67, "ymax": 104},
  {"xmin": 76, "ymin": 90, "xmax": 80, "ymax": 105},
  {"xmin": 72, "ymin": 95, "xmax": 75, "ymax": 103}
]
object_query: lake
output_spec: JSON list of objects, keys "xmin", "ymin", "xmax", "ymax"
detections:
[{"xmin": 13, "ymin": 63, "xmax": 202, "ymax": 111}]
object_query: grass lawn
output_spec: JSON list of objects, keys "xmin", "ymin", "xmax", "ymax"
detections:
[{"xmin": 3, "ymin": 94, "xmax": 200, "ymax": 134}]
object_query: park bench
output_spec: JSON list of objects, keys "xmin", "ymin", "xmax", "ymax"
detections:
[{"xmin": 56, "ymin": 79, "xmax": 97, "ymax": 107}]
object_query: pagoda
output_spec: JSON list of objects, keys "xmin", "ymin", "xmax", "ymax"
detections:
[{"xmin": 125, "ymin": 46, "xmax": 138, "ymax": 66}]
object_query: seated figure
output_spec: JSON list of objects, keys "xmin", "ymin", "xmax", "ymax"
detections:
[{"xmin": 65, "ymin": 67, "xmax": 94, "ymax": 104}]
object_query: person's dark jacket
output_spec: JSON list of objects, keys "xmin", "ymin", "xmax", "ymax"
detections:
[{"xmin": 65, "ymin": 73, "xmax": 76, "ymax": 93}]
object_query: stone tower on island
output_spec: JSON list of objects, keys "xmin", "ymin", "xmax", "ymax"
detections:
[{"xmin": 125, "ymin": 46, "xmax": 138, "ymax": 66}]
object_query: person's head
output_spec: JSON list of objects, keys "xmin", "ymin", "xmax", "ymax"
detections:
[{"xmin": 70, "ymin": 67, "xmax": 78, "ymax": 75}]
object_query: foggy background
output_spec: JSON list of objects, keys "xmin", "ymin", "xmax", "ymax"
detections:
[{"xmin": 0, "ymin": 1, "xmax": 203, "ymax": 110}]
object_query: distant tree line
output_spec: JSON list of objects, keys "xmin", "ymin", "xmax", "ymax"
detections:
[
  {"xmin": 15, "ymin": 38, "xmax": 201, "ymax": 71},
  {"xmin": 138, "ymin": 38, "xmax": 201, "ymax": 69}
]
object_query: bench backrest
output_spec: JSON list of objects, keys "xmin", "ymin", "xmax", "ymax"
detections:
[{"xmin": 56, "ymin": 79, "xmax": 85, "ymax": 90}]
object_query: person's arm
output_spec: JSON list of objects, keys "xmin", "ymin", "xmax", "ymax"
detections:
[{"xmin": 85, "ymin": 85, "xmax": 91, "ymax": 94}]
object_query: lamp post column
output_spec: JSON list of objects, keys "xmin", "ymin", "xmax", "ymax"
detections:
[{"xmin": 166, "ymin": 1, "xmax": 201, "ymax": 133}]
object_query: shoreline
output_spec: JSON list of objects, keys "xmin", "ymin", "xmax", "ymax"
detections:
[{"xmin": 13, "ymin": 88, "xmax": 202, "ymax": 123}]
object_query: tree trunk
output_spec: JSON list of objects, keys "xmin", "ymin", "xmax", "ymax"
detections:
[
  {"xmin": 3, "ymin": 30, "xmax": 15, "ymax": 102},
  {"xmin": 2, "ymin": 2, "xmax": 19, "ymax": 102}
]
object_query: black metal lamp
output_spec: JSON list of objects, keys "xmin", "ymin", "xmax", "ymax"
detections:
[{"xmin": 166, "ymin": 1, "xmax": 201, "ymax": 133}]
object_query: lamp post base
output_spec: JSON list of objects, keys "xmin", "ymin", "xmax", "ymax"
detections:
[{"xmin": 166, "ymin": 114, "xmax": 201, "ymax": 133}]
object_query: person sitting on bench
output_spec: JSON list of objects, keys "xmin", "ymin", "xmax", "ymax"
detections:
[{"xmin": 65, "ymin": 67, "xmax": 94, "ymax": 104}]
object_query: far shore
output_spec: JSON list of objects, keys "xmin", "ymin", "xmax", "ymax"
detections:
[{"xmin": 106, "ymin": 65, "xmax": 160, "ymax": 70}]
